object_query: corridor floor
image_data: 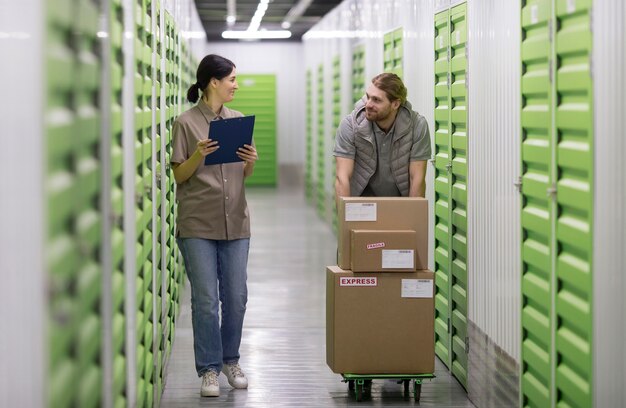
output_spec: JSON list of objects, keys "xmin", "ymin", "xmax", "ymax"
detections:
[{"xmin": 161, "ymin": 186, "xmax": 475, "ymax": 407}]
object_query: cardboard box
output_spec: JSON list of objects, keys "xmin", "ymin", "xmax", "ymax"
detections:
[
  {"xmin": 351, "ymin": 229, "xmax": 418, "ymax": 272},
  {"xmin": 338, "ymin": 197, "xmax": 428, "ymax": 270},
  {"xmin": 326, "ymin": 266, "xmax": 435, "ymax": 374}
]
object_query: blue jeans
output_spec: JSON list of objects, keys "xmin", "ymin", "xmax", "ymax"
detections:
[{"xmin": 177, "ymin": 237, "xmax": 249, "ymax": 376}]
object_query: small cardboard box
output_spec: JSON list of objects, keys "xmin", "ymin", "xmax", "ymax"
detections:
[
  {"xmin": 351, "ymin": 229, "xmax": 418, "ymax": 272},
  {"xmin": 337, "ymin": 197, "xmax": 428, "ymax": 270},
  {"xmin": 326, "ymin": 266, "xmax": 435, "ymax": 374}
]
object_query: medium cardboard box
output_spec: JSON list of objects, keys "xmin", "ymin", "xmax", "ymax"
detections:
[
  {"xmin": 351, "ymin": 229, "xmax": 418, "ymax": 272},
  {"xmin": 337, "ymin": 197, "xmax": 428, "ymax": 270},
  {"xmin": 326, "ymin": 266, "xmax": 435, "ymax": 374}
]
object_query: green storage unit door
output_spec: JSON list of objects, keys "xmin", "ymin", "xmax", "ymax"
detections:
[
  {"xmin": 45, "ymin": 0, "xmax": 103, "ymax": 406},
  {"xmin": 164, "ymin": 13, "xmax": 179, "ymax": 361},
  {"xmin": 521, "ymin": 1, "xmax": 553, "ymax": 406},
  {"xmin": 110, "ymin": 2, "xmax": 127, "ymax": 405},
  {"xmin": 161, "ymin": 12, "xmax": 178, "ymax": 403},
  {"xmin": 317, "ymin": 64, "xmax": 326, "ymax": 218},
  {"xmin": 383, "ymin": 28, "xmax": 404, "ymax": 78},
  {"xmin": 306, "ymin": 70, "xmax": 313, "ymax": 200},
  {"xmin": 225, "ymin": 74, "xmax": 277, "ymax": 186},
  {"xmin": 521, "ymin": 1, "xmax": 594, "ymax": 407},
  {"xmin": 135, "ymin": 0, "xmax": 153, "ymax": 405},
  {"xmin": 554, "ymin": 1, "xmax": 593, "ymax": 407},
  {"xmin": 433, "ymin": 3, "xmax": 468, "ymax": 388},
  {"xmin": 154, "ymin": 3, "xmax": 163, "ymax": 404},
  {"xmin": 331, "ymin": 56, "xmax": 341, "ymax": 231},
  {"xmin": 352, "ymin": 44, "xmax": 365, "ymax": 104},
  {"xmin": 433, "ymin": 8, "xmax": 451, "ymax": 369},
  {"xmin": 74, "ymin": 2, "xmax": 104, "ymax": 404},
  {"xmin": 449, "ymin": 2, "xmax": 468, "ymax": 388}
]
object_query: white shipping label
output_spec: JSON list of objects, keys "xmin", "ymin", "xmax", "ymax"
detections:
[
  {"xmin": 345, "ymin": 203, "xmax": 377, "ymax": 221},
  {"xmin": 401, "ymin": 279, "xmax": 433, "ymax": 298},
  {"xmin": 382, "ymin": 250, "xmax": 414, "ymax": 269},
  {"xmin": 340, "ymin": 277, "xmax": 378, "ymax": 287}
]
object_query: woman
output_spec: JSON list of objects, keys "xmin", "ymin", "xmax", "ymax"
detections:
[{"xmin": 171, "ymin": 54, "xmax": 257, "ymax": 397}]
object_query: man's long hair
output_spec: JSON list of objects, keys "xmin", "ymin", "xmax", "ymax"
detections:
[{"xmin": 371, "ymin": 73, "xmax": 407, "ymax": 105}]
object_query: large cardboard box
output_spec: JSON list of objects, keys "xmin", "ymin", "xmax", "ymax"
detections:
[
  {"xmin": 337, "ymin": 197, "xmax": 428, "ymax": 270},
  {"xmin": 351, "ymin": 229, "xmax": 418, "ymax": 272},
  {"xmin": 326, "ymin": 266, "xmax": 435, "ymax": 374}
]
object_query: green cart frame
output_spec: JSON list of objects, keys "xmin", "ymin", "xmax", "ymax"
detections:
[{"xmin": 342, "ymin": 373, "xmax": 436, "ymax": 402}]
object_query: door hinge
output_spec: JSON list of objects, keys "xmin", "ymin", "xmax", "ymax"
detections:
[
  {"xmin": 447, "ymin": 72, "xmax": 451, "ymax": 89},
  {"xmin": 547, "ymin": 183, "xmax": 557, "ymax": 199},
  {"xmin": 549, "ymin": 19, "xmax": 553, "ymax": 43},
  {"xmin": 549, "ymin": 58, "xmax": 553, "ymax": 83},
  {"xmin": 465, "ymin": 336, "xmax": 469, "ymax": 354},
  {"xmin": 108, "ymin": 210, "xmax": 121, "ymax": 227},
  {"xmin": 447, "ymin": 318, "xmax": 451, "ymax": 333},
  {"xmin": 514, "ymin": 176, "xmax": 523, "ymax": 193},
  {"xmin": 446, "ymin": 162, "xmax": 452, "ymax": 172}
]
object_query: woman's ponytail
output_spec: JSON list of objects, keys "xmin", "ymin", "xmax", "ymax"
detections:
[{"xmin": 186, "ymin": 82, "xmax": 202, "ymax": 103}]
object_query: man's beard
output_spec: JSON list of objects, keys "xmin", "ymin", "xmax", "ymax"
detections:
[{"xmin": 366, "ymin": 109, "xmax": 391, "ymax": 122}]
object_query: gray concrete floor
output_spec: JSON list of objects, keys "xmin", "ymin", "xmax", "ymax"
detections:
[{"xmin": 160, "ymin": 186, "xmax": 475, "ymax": 407}]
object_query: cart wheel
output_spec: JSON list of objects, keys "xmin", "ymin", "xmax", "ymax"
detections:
[
  {"xmin": 356, "ymin": 384, "xmax": 363, "ymax": 402},
  {"xmin": 414, "ymin": 381, "xmax": 422, "ymax": 402},
  {"xmin": 403, "ymin": 379, "xmax": 410, "ymax": 394},
  {"xmin": 348, "ymin": 380, "xmax": 354, "ymax": 392}
]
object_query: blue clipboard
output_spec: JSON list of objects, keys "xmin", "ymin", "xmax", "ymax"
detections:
[{"xmin": 204, "ymin": 115, "xmax": 255, "ymax": 165}]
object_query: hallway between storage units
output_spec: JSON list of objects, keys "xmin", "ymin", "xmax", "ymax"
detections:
[{"xmin": 160, "ymin": 185, "xmax": 474, "ymax": 407}]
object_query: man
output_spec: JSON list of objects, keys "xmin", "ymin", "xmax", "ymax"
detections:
[{"xmin": 334, "ymin": 73, "xmax": 431, "ymax": 201}]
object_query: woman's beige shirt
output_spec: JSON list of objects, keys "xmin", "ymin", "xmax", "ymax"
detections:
[{"xmin": 171, "ymin": 102, "xmax": 250, "ymax": 240}]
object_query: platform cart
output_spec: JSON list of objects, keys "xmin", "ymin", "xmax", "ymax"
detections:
[{"xmin": 342, "ymin": 373, "xmax": 436, "ymax": 402}]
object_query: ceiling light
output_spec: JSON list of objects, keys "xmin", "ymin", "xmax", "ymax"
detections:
[
  {"xmin": 227, "ymin": 0, "xmax": 236, "ymax": 22},
  {"xmin": 282, "ymin": 0, "xmax": 313, "ymax": 28},
  {"xmin": 281, "ymin": 21, "xmax": 291, "ymax": 29},
  {"xmin": 247, "ymin": 0, "xmax": 272, "ymax": 32},
  {"xmin": 222, "ymin": 30, "xmax": 292, "ymax": 40}
]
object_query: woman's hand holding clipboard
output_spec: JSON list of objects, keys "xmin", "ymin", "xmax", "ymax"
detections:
[{"xmin": 204, "ymin": 115, "xmax": 256, "ymax": 165}]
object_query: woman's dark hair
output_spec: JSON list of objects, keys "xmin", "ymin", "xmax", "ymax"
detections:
[{"xmin": 186, "ymin": 54, "xmax": 236, "ymax": 103}]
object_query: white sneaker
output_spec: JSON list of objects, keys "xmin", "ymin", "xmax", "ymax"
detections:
[
  {"xmin": 201, "ymin": 370, "xmax": 220, "ymax": 397},
  {"xmin": 222, "ymin": 363, "xmax": 248, "ymax": 389}
]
